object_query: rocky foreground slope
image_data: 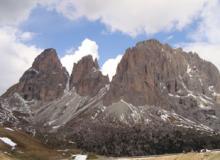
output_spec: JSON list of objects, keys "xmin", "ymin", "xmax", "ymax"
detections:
[{"xmin": 0, "ymin": 39, "xmax": 220, "ymax": 156}]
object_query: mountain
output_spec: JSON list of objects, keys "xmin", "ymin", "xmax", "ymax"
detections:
[
  {"xmin": 2, "ymin": 48, "xmax": 68, "ymax": 101},
  {"xmin": 0, "ymin": 39, "xmax": 220, "ymax": 156}
]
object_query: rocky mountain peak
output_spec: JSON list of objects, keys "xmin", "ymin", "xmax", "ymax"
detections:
[
  {"xmin": 2, "ymin": 48, "xmax": 68, "ymax": 102},
  {"xmin": 70, "ymin": 55, "xmax": 109, "ymax": 96},
  {"xmin": 104, "ymin": 39, "xmax": 220, "ymax": 107},
  {"xmin": 32, "ymin": 48, "xmax": 62, "ymax": 72}
]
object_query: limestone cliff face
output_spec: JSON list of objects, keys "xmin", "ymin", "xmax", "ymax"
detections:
[
  {"xmin": 70, "ymin": 55, "xmax": 109, "ymax": 96},
  {"xmin": 2, "ymin": 48, "xmax": 68, "ymax": 102},
  {"xmin": 104, "ymin": 39, "xmax": 220, "ymax": 107}
]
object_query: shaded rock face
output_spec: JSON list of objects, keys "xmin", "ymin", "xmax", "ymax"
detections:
[
  {"xmin": 70, "ymin": 55, "xmax": 109, "ymax": 96},
  {"xmin": 2, "ymin": 48, "xmax": 68, "ymax": 102},
  {"xmin": 104, "ymin": 40, "xmax": 220, "ymax": 106}
]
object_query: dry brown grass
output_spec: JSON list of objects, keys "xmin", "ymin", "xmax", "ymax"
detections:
[
  {"xmin": 117, "ymin": 152, "xmax": 220, "ymax": 160},
  {"xmin": 0, "ymin": 127, "xmax": 65, "ymax": 160},
  {"xmin": 0, "ymin": 152, "xmax": 16, "ymax": 160}
]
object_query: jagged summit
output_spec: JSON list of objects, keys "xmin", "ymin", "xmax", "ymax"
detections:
[
  {"xmin": 2, "ymin": 48, "xmax": 68, "ymax": 101},
  {"xmin": 104, "ymin": 39, "xmax": 220, "ymax": 106},
  {"xmin": 32, "ymin": 48, "xmax": 62, "ymax": 71},
  {"xmin": 70, "ymin": 55, "xmax": 109, "ymax": 96},
  {"xmin": 135, "ymin": 39, "xmax": 162, "ymax": 47}
]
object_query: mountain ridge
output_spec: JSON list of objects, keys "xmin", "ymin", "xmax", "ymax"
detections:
[{"xmin": 1, "ymin": 39, "xmax": 220, "ymax": 156}]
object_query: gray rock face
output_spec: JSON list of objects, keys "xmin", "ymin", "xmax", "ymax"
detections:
[
  {"xmin": 2, "ymin": 48, "xmax": 68, "ymax": 102},
  {"xmin": 1, "ymin": 39, "xmax": 220, "ymax": 156},
  {"xmin": 104, "ymin": 39, "xmax": 220, "ymax": 107},
  {"xmin": 70, "ymin": 55, "xmax": 109, "ymax": 96}
]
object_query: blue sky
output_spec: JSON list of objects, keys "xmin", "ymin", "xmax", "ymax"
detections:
[
  {"xmin": 20, "ymin": 5, "xmax": 193, "ymax": 65},
  {"xmin": 0, "ymin": 0, "xmax": 220, "ymax": 94}
]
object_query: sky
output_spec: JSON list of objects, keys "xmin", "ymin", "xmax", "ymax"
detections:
[{"xmin": 0, "ymin": 0, "xmax": 220, "ymax": 94}]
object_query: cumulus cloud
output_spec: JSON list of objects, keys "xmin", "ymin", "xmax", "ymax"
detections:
[
  {"xmin": 182, "ymin": 0, "xmax": 220, "ymax": 71},
  {"xmin": 61, "ymin": 38, "xmax": 99, "ymax": 74},
  {"xmin": 56, "ymin": 0, "xmax": 208, "ymax": 36},
  {"xmin": 0, "ymin": 0, "xmax": 55, "ymax": 26},
  {"xmin": 0, "ymin": 0, "xmax": 36, "ymax": 26},
  {"xmin": 0, "ymin": 1, "xmax": 48, "ymax": 94},
  {"xmin": 182, "ymin": 43, "xmax": 220, "ymax": 70},
  {"xmin": 0, "ymin": 27, "xmax": 42, "ymax": 94},
  {"xmin": 189, "ymin": 0, "xmax": 220, "ymax": 43},
  {"xmin": 101, "ymin": 55, "xmax": 122, "ymax": 81},
  {"xmin": 61, "ymin": 38, "xmax": 122, "ymax": 81},
  {"xmin": 18, "ymin": 32, "xmax": 36, "ymax": 41}
]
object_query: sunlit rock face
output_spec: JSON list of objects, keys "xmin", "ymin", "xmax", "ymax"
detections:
[
  {"xmin": 104, "ymin": 39, "xmax": 220, "ymax": 107},
  {"xmin": 2, "ymin": 48, "xmax": 68, "ymax": 102},
  {"xmin": 70, "ymin": 55, "xmax": 109, "ymax": 97}
]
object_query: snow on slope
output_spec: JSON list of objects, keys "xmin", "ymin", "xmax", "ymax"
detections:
[
  {"xmin": 73, "ymin": 155, "xmax": 87, "ymax": 160},
  {"xmin": 0, "ymin": 137, "xmax": 17, "ymax": 149}
]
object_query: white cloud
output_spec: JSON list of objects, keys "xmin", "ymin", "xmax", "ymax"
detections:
[
  {"xmin": 189, "ymin": 0, "xmax": 220, "ymax": 44},
  {"xmin": 18, "ymin": 32, "xmax": 36, "ymax": 41},
  {"xmin": 0, "ymin": 1, "xmax": 52, "ymax": 95},
  {"xmin": 61, "ymin": 38, "xmax": 99, "ymax": 74},
  {"xmin": 182, "ymin": 0, "xmax": 220, "ymax": 72},
  {"xmin": 56, "ymin": 0, "xmax": 208, "ymax": 36},
  {"xmin": 0, "ymin": 0, "xmax": 36, "ymax": 26},
  {"xmin": 182, "ymin": 42, "xmax": 220, "ymax": 70},
  {"xmin": 0, "ymin": 27, "xmax": 42, "ymax": 95},
  {"xmin": 0, "ymin": 0, "xmax": 55, "ymax": 26},
  {"xmin": 56, "ymin": 0, "xmax": 220, "ymax": 73},
  {"xmin": 101, "ymin": 55, "xmax": 122, "ymax": 81},
  {"xmin": 61, "ymin": 38, "xmax": 122, "ymax": 81}
]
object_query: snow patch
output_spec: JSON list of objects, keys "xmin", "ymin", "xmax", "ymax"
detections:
[
  {"xmin": 100, "ymin": 106, "xmax": 106, "ymax": 112},
  {"xmin": 4, "ymin": 127, "xmax": 14, "ymax": 131},
  {"xmin": 28, "ymin": 68, "xmax": 39, "ymax": 74},
  {"xmin": 159, "ymin": 110, "xmax": 213, "ymax": 132},
  {"xmin": 52, "ymin": 125, "xmax": 60, "ymax": 129},
  {"xmin": 187, "ymin": 65, "xmax": 193, "ymax": 78},
  {"xmin": 208, "ymin": 86, "xmax": 214, "ymax": 92},
  {"xmin": 160, "ymin": 111, "xmax": 169, "ymax": 121},
  {"xmin": 168, "ymin": 93, "xmax": 180, "ymax": 98},
  {"xmin": 91, "ymin": 112, "xmax": 99, "ymax": 120},
  {"xmin": 0, "ymin": 137, "xmax": 16, "ymax": 149},
  {"xmin": 176, "ymin": 124, "xmax": 193, "ymax": 129},
  {"xmin": 199, "ymin": 103, "xmax": 211, "ymax": 110},
  {"xmin": 210, "ymin": 115, "xmax": 218, "ymax": 119},
  {"xmin": 105, "ymin": 84, "xmax": 110, "ymax": 90},
  {"xmin": 120, "ymin": 113, "xmax": 125, "ymax": 121},
  {"xmin": 92, "ymin": 67, "xmax": 98, "ymax": 72},
  {"xmin": 48, "ymin": 120, "xmax": 56, "ymax": 125},
  {"xmin": 144, "ymin": 118, "xmax": 151, "ymax": 124},
  {"xmin": 199, "ymin": 78, "xmax": 203, "ymax": 86},
  {"xmin": 72, "ymin": 154, "xmax": 87, "ymax": 160},
  {"xmin": 91, "ymin": 106, "xmax": 106, "ymax": 120}
]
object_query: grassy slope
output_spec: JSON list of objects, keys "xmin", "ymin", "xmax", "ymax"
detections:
[
  {"xmin": 117, "ymin": 152, "xmax": 220, "ymax": 160},
  {"xmin": 0, "ymin": 153, "xmax": 16, "ymax": 160},
  {"xmin": 0, "ymin": 126, "xmax": 100, "ymax": 160},
  {"xmin": 0, "ymin": 126, "xmax": 66, "ymax": 160}
]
